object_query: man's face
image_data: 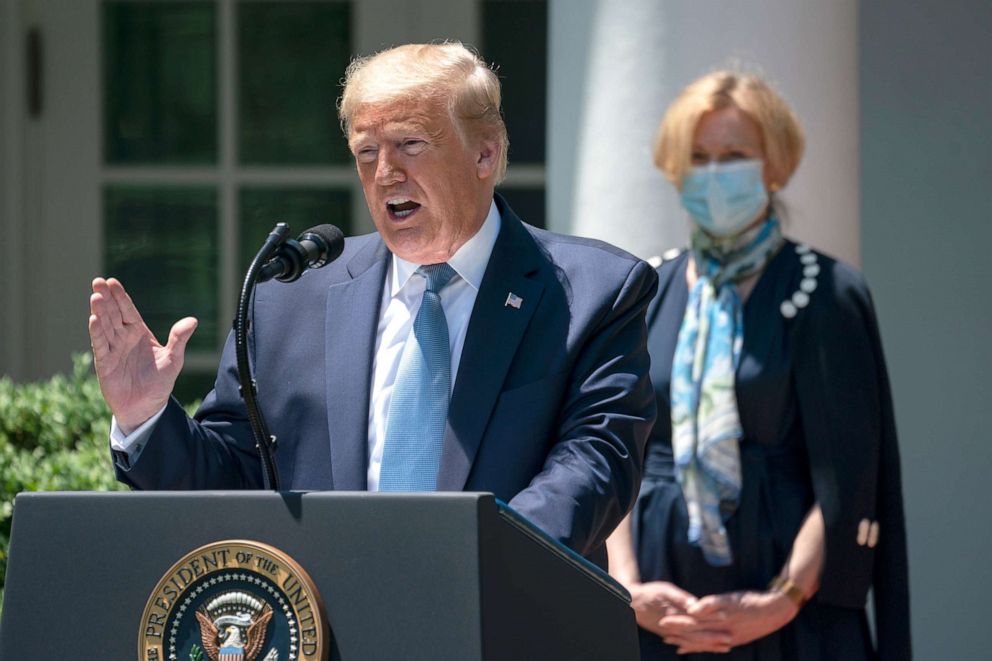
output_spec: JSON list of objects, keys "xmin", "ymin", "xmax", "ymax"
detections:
[{"xmin": 348, "ymin": 97, "xmax": 497, "ymax": 264}]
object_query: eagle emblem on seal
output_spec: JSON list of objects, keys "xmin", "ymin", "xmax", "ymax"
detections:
[{"xmin": 194, "ymin": 591, "xmax": 275, "ymax": 661}]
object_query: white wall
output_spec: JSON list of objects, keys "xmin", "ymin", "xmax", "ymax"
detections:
[
  {"xmin": 0, "ymin": 1, "xmax": 101, "ymax": 380},
  {"xmin": 860, "ymin": 1, "xmax": 992, "ymax": 658},
  {"xmin": 30, "ymin": 2, "xmax": 102, "ymax": 381}
]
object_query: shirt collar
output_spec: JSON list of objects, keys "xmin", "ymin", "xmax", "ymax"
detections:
[{"xmin": 390, "ymin": 199, "xmax": 501, "ymax": 297}]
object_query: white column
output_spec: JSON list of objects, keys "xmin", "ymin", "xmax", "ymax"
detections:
[
  {"xmin": 549, "ymin": 0, "xmax": 860, "ymax": 266},
  {"xmin": 30, "ymin": 1, "xmax": 102, "ymax": 379}
]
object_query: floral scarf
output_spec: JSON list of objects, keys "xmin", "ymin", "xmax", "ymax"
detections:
[{"xmin": 670, "ymin": 216, "xmax": 784, "ymax": 566}]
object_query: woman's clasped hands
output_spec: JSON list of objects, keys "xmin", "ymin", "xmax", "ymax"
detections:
[{"xmin": 630, "ymin": 582, "xmax": 800, "ymax": 655}]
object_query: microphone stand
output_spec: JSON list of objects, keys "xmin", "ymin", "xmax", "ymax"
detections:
[{"xmin": 235, "ymin": 222, "xmax": 290, "ymax": 491}]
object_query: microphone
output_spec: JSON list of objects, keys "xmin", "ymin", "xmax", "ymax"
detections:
[{"xmin": 258, "ymin": 224, "xmax": 345, "ymax": 283}]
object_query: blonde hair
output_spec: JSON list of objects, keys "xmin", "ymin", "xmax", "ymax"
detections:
[
  {"xmin": 338, "ymin": 42, "xmax": 510, "ymax": 183},
  {"xmin": 654, "ymin": 70, "xmax": 805, "ymax": 189}
]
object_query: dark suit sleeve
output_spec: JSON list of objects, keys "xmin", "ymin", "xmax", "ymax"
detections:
[
  {"xmin": 794, "ymin": 261, "xmax": 911, "ymax": 656},
  {"xmin": 507, "ymin": 259, "xmax": 658, "ymax": 557},
  {"xmin": 113, "ymin": 329, "xmax": 264, "ymax": 490}
]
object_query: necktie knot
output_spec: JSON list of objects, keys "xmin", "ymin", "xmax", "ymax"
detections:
[{"xmin": 418, "ymin": 263, "xmax": 457, "ymax": 293}]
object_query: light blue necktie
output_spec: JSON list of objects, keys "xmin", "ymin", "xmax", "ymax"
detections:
[{"xmin": 379, "ymin": 263, "xmax": 457, "ymax": 491}]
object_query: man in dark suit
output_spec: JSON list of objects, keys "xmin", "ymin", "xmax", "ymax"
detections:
[{"xmin": 89, "ymin": 42, "xmax": 657, "ymax": 563}]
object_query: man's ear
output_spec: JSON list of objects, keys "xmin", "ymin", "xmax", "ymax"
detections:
[{"xmin": 475, "ymin": 137, "xmax": 500, "ymax": 180}]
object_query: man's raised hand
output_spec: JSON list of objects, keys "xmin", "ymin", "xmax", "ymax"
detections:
[{"xmin": 88, "ymin": 277, "xmax": 197, "ymax": 434}]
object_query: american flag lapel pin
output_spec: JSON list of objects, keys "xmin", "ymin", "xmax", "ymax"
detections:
[{"xmin": 504, "ymin": 292, "xmax": 523, "ymax": 309}]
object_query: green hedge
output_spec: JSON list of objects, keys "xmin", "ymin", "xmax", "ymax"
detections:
[{"xmin": 0, "ymin": 354, "xmax": 200, "ymax": 612}]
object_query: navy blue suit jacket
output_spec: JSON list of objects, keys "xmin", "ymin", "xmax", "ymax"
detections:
[{"xmin": 116, "ymin": 197, "xmax": 658, "ymax": 560}]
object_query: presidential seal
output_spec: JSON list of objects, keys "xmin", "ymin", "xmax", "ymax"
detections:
[{"xmin": 140, "ymin": 540, "xmax": 328, "ymax": 661}]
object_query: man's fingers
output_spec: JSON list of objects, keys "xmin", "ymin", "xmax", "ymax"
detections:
[
  {"xmin": 90, "ymin": 278, "xmax": 106, "ymax": 312},
  {"xmin": 91, "ymin": 276, "xmax": 109, "ymax": 297},
  {"xmin": 167, "ymin": 317, "xmax": 199, "ymax": 353},
  {"xmin": 91, "ymin": 290, "xmax": 130, "ymax": 349},
  {"xmin": 93, "ymin": 281, "xmax": 127, "ymax": 333},
  {"xmin": 106, "ymin": 277, "xmax": 144, "ymax": 326},
  {"xmin": 88, "ymin": 314, "xmax": 110, "ymax": 359}
]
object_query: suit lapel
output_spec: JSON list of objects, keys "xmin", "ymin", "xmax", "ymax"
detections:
[
  {"xmin": 325, "ymin": 237, "xmax": 389, "ymax": 490},
  {"xmin": 436, "ymin": 203, "xmax": 545, "ymax": 491}
]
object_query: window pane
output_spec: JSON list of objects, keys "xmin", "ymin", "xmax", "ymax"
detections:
[
  {"xmin": 104, "ymin": 186, "xmax": 219, "ymax": 352},
  {"xmin": 239, "ymin": 187, "xmax": 352, "ymax": 274},
  {"xmin": 103, "ymin": 1, "xmax": 217, "ymax": 164},
  {"xmin": 496, "ymin": 187, "xmax": 545, "ymax": 229},
  {"xmin": 237, "ymin": 2, "xmax": 352, "ymax": 165},
  {"xmin": 482, "ymin": 0, "xmax": 547, "ymax": 164}
]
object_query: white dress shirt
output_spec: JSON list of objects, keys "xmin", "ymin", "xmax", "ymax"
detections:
[
  {"xmin": 111, "ymin": 201, "xmax": 502, "ymax": 489},
  {"xmin": 366, "ymin": 201, "xmax": 500, "ymax": 489}
]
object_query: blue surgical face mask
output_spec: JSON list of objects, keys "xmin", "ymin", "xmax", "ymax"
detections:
[{"xmin": 680, "ymin": 159, "xmax": 769, "ymax": 237}]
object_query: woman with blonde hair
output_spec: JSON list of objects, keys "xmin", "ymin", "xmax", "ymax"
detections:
[{"xmin": 607, "ymin": 71, "xmax": 910, "ymax": 659}]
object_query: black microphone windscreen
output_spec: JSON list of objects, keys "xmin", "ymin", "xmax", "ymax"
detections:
[
  {"xmin": 300, "ymin": 224, "xmax": 344, "ymax": 262},
  {"xmin": 300, "ymin": 224, "xmax": 345, "ymax": 266}
]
